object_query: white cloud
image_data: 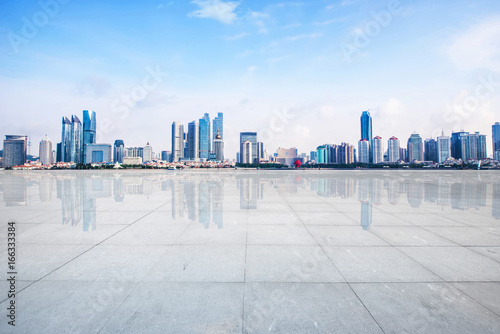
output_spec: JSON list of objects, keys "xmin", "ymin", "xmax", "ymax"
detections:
[
  {"xmin": 189, "ymin": 0, "xmax": 240, "ymax": 24},
  {"xmin": 268, "ymin": 55, "xmax": 290, "ymax": 64},
  {"xmin": 318, "ymin": 105, "xmax": 336, "ymax": 120},
  {"xmin": 281, "ymin": 23, "xmax": 302, "ymax": 29},
  {"xmin": 314, "ymin": 18, "xmax": 345, "ymax": 26},
  {"xmin": 224, "ymin": 32, "xmax": 249, "ymax": 40},
  {"xmin": 247, "ymin": 10, "xmax": 270, "ymax": 33},
  {"xmin": 285, "ymin": 33, "xmax": 322, "ymax": 41},
  {"xmin": 448, "ymin": 17, "xmax": 500, "ymax": 73},
  {"xmin": 247, "ymin": 66, "xmax": 258, "ymax": 73}
]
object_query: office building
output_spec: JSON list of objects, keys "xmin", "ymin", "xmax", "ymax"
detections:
[
  {"xmin": 113, "ymin": 140, "xmax": 125, "ymax": 163},
  {"xmin": 213, "ymin": 112, "xmax": 223, "ymax": 142},
  {"xmin": 240, "ymin": 132, "xmax": 257, "ymax": 163},
  {"xmin": 424, "ymin": 138, "xmax": 438, "ymax": 163},
  {"xmin": 70, "ymin": 115, "xmax": 83, "ymax": 164},
  {"xmin": 468, "ymin": 132, "xmax": 487, "ymax": 159},
  {"xmin": 82, "ymin": 110, "xmax": 96, "ymax": 162},
  {"xmin": 84, "ymin": 144, "xmax": 112, "ymax": 164},
  {"xmin": 61, "ymin": 117, "xmax": 72, "ymax": 162},
  {"xmin": 400, "ymin": 147, "xmax": 407, "ymax": 162},
  {"xmin": 493, "ymin": 122, "xmax": 500, "ymax": 160},
  {"xmin": 387, "ymin": 136, "xmax": 400, "ymax": 162},
  {"xmin": 407, "ymin": 133, "xmax": 424, "ymax": 162},
  {"xmin": 316, "ymin": 145, "xmax": 328, "ymax": 164},
  {"xmin": 143, "ymin": 142, "xmax": 153, "ymax": 162},
  {"xmin": 161, "ymin": 150, "xmax": 171, "ymax": 162},
  {"xmin": 172, "ymin": 122, "xmax": 184, "ymax": 162},
  {"xmin": 199, "ymin": 113, "xmax": 211, "ymax": 160},
  {"xmin": 310, "ymin": 151, "xmax": 317, "ymax": 162},
  {"xmin": 3, "ymin": 135, "xmax": 28, "ymax": 167},
  {"xmin": 372, "ymin": 136, "xmax": 383, "ymax": 163},
  {"xmin": 188, "ymin": 120, "xmax": 200, "ymax": 160},
  {"xmin": 126, "ymin": 147, "xmax": 143, "ymax": 158},
  {"xmin": 360, "ymin": 110, "xmax": 373, "ymax": 162},
  {"xmin": 257, "ymin": 142, "xmax": 264, "ymax": 160},
  {"xmin": 338, "ymin": 142, "xmax": 355, "ymax": 164},
  {"xmin": 39, "ymin": 135, "xmax": 52, "ymax": 165},
  {"xmin": 437, "ymin": 134, "xmax": 451, "ymax": 163},
  {"xmin": 241, "ymin": 141, "xmax": 253, "ymax": 164},
  {"xmin": 451, "ymin": 131, "xmax": 469, "ymax": 160},
  {"xmin": 276, "ymin": 147, "xmax": 298, "ymax": 166},
  {"xmin": 358, "ymin": 139, "xmax": 369, "ymax": 163},
  {"xmin": 213, "ymin": 131, "xmax": 224, "ymax": 162}
]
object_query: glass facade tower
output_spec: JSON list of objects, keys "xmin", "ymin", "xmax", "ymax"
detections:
[{"xmin": 360, "ymin": 111, "xmax": 373, "ymax": 162}]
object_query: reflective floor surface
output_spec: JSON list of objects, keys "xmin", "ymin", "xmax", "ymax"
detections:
[{"xmin": 0, "ymin": 170, "xmax": 500, "ymax": 333}]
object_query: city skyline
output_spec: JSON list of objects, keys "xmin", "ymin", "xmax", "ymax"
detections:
[{"xmin": 1, "ymin": 1, "xmax": 500, "ymax": 158}]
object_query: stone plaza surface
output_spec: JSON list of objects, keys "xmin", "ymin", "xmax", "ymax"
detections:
[{"xmin": 0, "ymin": 169, "xmax": 500, "ymax": 333}]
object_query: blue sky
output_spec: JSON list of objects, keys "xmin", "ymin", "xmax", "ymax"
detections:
[{"xmin": 1, "ymin": 0, "xmax": 500, "ymax": 158}]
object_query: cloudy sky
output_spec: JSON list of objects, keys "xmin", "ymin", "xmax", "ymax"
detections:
[{"xmin": 1, "ymin": 0, "xmax": 500, "ymax": 158}]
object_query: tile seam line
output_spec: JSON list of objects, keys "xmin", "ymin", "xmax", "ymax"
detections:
[
  {"xmin": 0, "ymin": 195, "xmax": 177, "ymax": 305},
  {"xmin": 276, "ymin": 182, "xmax": 387, "ymax": 334}
]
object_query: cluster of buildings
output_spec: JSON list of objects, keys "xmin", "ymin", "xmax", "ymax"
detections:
[
  {"xmin": 312, "ymin": 111, "xmax": 498, "ymax": 165},
  {"xmin": 1, "ymin": 108, "xmax": 500, "ymax": 168}
]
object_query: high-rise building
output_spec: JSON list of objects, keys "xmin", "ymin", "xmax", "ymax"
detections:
[
  {"xmin": 213, "ymin": 112, "xmax": 223, "ymax": 143},
  {"xmin": 126, "ymin": 147, "xmax": 143, "ymax": 158},
  {"xmin": 113, "ymin": 140, "xmax": 125, "ymax": 163},
  {"xmin": 84, "ymin": 144, "xmax": 112, "ymax": 164},
  {"xmin": 407, "ymin": 133, "xmax": 424, "ymax": 162},
  {"xmin": 143, "ymin": 142, "xmax": 153, "ymax": 162},
  {"xmin": 493, "ymin": 122, "xmax": 500, "ymax": 161},
  {"xmin": 172, "ymin": 122, "xmax": 184, "ymax": 162},
  {"xmin": 387, "ymin": 136, "xmax": 400, "ymax": 162},
  {"xmin": 213, "ymin": 131, "xmax": 224, "ymax": 162},
  {"xmin": 316, "ymin": 145, "xmax": 328, "ymax": 164},
  {"xmin": 82, "ymin": 110, "xmax": 96, "ymax": 162},
  {"xmin": 338, "ymin": 142, "xmax": 354, "ymax": 164},
  {"xmin": 199, "ymin": 113, "xmax": 211, "ymax": 160},
  {"xmin": 310, "ymin": 151, "xmax": 317, "ymax": 161},
  {"xmin": 188, "ymin": 121, "xmax": 200, "ymax": 160},
  {"xmin": 372, "ymin": 136, "xmax": 383, "ymax": 163},
  {"xmin": 468, "ymin": 132, "xmax": 487, "ymax": 159},
  {"xmin": 241, "ymin": 141, "xmax": 253, "ymax": 164},
  {"xmin": 329, "ymin": 144, "xmax": 339, "ymax": 163},
  {"xmin": 39, "ymin": 135, "xmax": 52, "ymax": 165},
  {"xmin": 61, "ymin": 117, "xmax": 72, "ymax": 162},
  {"xmin": 257, "ymin": 142, "xmax": 264, "ymax": 160},
  {"xmin": 424, "ymin": 138, "xmax": 438, "ymax": 162},
  {"xmin": 437, "ymin": 134, "xmax": 451, "ymax": 163},
  {"xmin": 360, "ymin": 111, "xmax": 373, "ymax": 162},
  {"xmin": 3, "ymin": 135, "xmax": 28, "ymax": 167},
  {"xmin": 358, "ymin": 139, "xmax": 369, "ymax": 163},
  {"xmin": 70, "ymin": 115, "xmax": 83, "ymax": 164},
  {"xmin": 240, "ymin": 132, "xmax": 257, "ymax": 163},
  {"xmin": 161, "ymin": 150, "xmax": 171, "ymax": 162},
  {"xmin": 451, "ymin": 131, "xmax": 469, "ymax": 160},
  {"xmin": 400, "ymin": 147, "xmax": 407, "ymax": 162}
]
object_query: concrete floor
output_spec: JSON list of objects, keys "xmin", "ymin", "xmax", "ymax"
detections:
[{"xmin": 0, "ymin": 170, "xmax": 499, "ymax": 333}]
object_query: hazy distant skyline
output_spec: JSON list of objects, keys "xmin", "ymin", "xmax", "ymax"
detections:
[{"xmin": 1, "ymin": 0, "xmax": 500, "ymax": 157}]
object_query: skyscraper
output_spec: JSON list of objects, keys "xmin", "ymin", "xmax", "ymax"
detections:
[
  {"xmin": 3, "ymin": 135, "xmax": 28, "ymax": 167},
  {"xmin": 172, "ymin": 122, "xmax": 184, "ymax": 162},
  {"xmin": 70, "ymin": 115, "xmax": 83, "ymax": 164},
  {"xmin": 387, "ymin": 136, "xmax": 400, "ymax": 162},
  {"xmin": 316, "ymin": 145, "xmax": 328, "ymax": 163},
  {"xmin": 338, "ymin": 142, "xmax": 355, "ymax": 164},
  {"xmin": 358, "ymin": 139, "xmax": 369, "ymax": 163},
  {"xmin": 143, "ymin": 142, "xmax": 153, "ymax": 162},
  {"xmin": 468, "ymin": 132, "xmax": 487, "ymax": 159},
  {"xmin": 61, "ymin": 117, "xmax": 72, "ymax": 162},
  {"xmin": 451, "ymin": 131, "xmax": 469, "ymax": 160},
  {"xmin": 424, "ymin": 138, "xmax": 438, "ymax": 162},
  {"xmin": 188, "ymin": 120, "xmax": 200, "ymax": 160},
  {"xmin": 240, "ymin": 132, "xmax": 257, "ymax": 163},
  {"xmin": 213, "ymin": 112, "xmax": 223, "ymax": 142},
  {"xmin": 407, "ymin": 133, "xmax": 424, "ymax": 162},
  {"xmin": 241, "ymin": 141, "xmax": 252, "ymax": 164},
  {"xmin": 360, "ymin": 111, "xmax": 373, "ymax": 162},
  {"xmin": 113, "ymin": 140, "xmax": 125, "ymax": 163},
  {"xmin": 372, "ymin": 136, "xmax": 383, "ymax": 163},
  {"xmin": 39, "ymin": 135, "xmax": 52, "ymax": 165},
  {"xmin": 199, "ymin": 113, "xmax": 211, "ymax": 160},
  {"xmin": 437, "ymin": 134, "xmax": 451, "ymax": 163},
  {"xmin": 82, "ymin": 110, "xmax": 96, "ymax": 162},
  {"xmin": 213, "ymin": 130, "xmax": 224, "ymax": 162},
  {"xmin": 493, "ymin": 122, "xmax": 500, "ymax": 161}
]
